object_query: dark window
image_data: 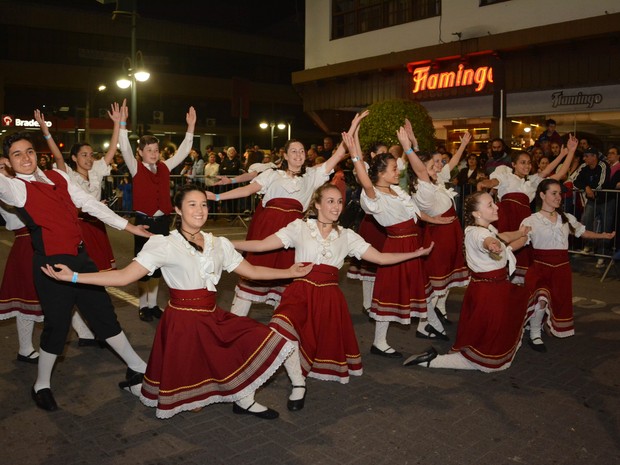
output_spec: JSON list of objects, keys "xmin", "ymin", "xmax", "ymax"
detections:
[
  {"xmin": 479, "ymin": 0, "xmax": 510, "ymax": 6},
  {"xmin": 332, "ymin": 0, "xmax": 441, "ymax": 39}
]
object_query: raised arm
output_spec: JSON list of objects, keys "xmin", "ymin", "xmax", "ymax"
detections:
[
  {"xmin": 547, "ymin": 134, "xmax": 577, "ymax": 181},
  {"xmin": 361, "ymin": 241, "xmax": 434, "ymax": 265},
  {"xmin": 447, "ymin": 131, "xmax": 472, "ymax": 171},
  {"xmin": 341, "ymin": 130, "xmax": 375, "ymax": 199},
  {"xmin": 118, "ymin": 107, "xmax": 138, "ymax": 176},
  {"xmin": 102, "ymin": 100, "xmax": 126, "ymax": 165},
  {"xmin": 165, "ymin": 106, "xmax": 197, "ymax": 171},
  {"xmin": 41, "ymin": 260, "xmax": 149, "ymax": 287},
  {"xmin": 34, "ymin": 110, "xmax": 66, "ymax": 172},
  {"xmin": 397, "ymin": 126, "xmax": 430, "ymax": 183},
  {"xmin": 322, "ymin": 110, "xmax": 369, "ymax": 174},
  {"xmin": 232, "ymin": 233, "xmax": 285, "ymax": 253}
]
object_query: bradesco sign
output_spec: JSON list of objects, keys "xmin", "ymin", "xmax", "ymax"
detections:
[
  {"xmin": 407, "ymin": 63, "xmax": 494, "ymax": 94},
  {"xmin": 1, "ymin": 115, "xmax": 52, "ymax": 128}
]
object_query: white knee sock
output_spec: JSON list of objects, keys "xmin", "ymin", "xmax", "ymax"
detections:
[
  {"xmin": 138, "ymin": 281, "xmax": 148, "ymax": 308},
  {"xmin": 435, "ymin": 293, "xmax": 448, "ymax": 315},
  {"xmin": 16, "ymin": 316, "xmax": 36, "ymax": 356},
  {"xmin": 426, "ymin": 306, "xmax": 445, "ymax": 333},
  {"xmin": 105, "ymin": 332, "xmax": 147, "ymax": 373},
  {"xmin": 529, "ymin": 301, "xmax": 547, "ymax": 340},
  {"xmin": 373, "ymin": 321, "xmax": 392, "ymax": 351},
  {"xmin": 231, "ymin": 294, "xmax": 252, "ymax": 316},
  {"xmin": 284, "ymin": 345, "xmax": 306, "ymax": 400},
  {"xmin": 146, "ymin": 279, "xmax": 160, "ymax": 308},
  {"xmin": 362, "ymin": 281, "xmax": 374, "ymax": 310},
  {"xmin": 426, "ymin": 352, "xmax": 477, "ymax": 370},
  {"xmin": 34, "ymin": 349, "xmax": 57, "ymax": 391},
  {"xmin": 235, "ymin": 392, "xmax": 268, "ymax": 412},
  {"xmin": 71, "ymin": 312, "xmax": 95, "ymax": 340}
]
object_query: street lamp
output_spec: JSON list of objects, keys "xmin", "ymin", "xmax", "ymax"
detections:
[{"xmin": 260, "ymin": 121, "xmax": 291, "ymax": 149}]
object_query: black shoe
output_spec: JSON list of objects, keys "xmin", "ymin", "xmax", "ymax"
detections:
[
  {"xmin": 17, "ymin": 350, "xmax": 39, "ymax": 364},
  {"xmin": 119, "ymin": 368, "xmax": 144, "ymax": 393},
  {"xmin": 150, "ymin": 306, "xmax": 163, "ymax": 319},
  {"xmin": 233, "ymin": 401, "xmax": 279, "ymax": 419},
  {"xmin": 370, "ymin": 345, "xmax": 403, "ymax": 359},
  {"xmin": 31, "ymin": 386, "xmax": 58, "ymax": 411},
  {"xmin": 403, "ymin": 346, "xmax": 438, "ymax": 367},
  {"xmin": 415, "ymin": 324, "xmax": 449, "ymax": 341},
  {"xmin": 78, "ymin": 338, "xmax": 106, "ymax": 348},
  {"xmin": 434, "ymin": 308, "xmax": 452, "ymax": 326},
  {"xmin": 528, "ymin": 337, "xmax": 547, "ymax": 353},
  {"xmin": 287, "ymin": 385, "xmax": 307, "ymax": 411},
  {"xmin": 138, "ymin": 307, "xmax": 153, "ymax": 322}
]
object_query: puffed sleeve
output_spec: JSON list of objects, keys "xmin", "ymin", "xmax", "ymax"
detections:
[
  {"xmin": 490, "ymin": 165, "xmax": 512, "ymax": 183},
  {"xmin": 275, "ymin": 219, "xmax": 302, "ymax": 249},
  {"xmin": 306, "ymin": 165, "xmax": 331, "ymax": 188},
  {"xmin": 566, "ymin": 213, "xmax": 586, "ymax": 238},
  {"xmin": 134, "ymin": 235, "xmax": 170, "ymax": 275},
  {"xmin": 91, "ymin": 158, "xmax": 112, "ymax": 178},
  {"xmin": 360, "ymin": 188, "xmax": 382, "ymax": 214},
  {"xmin": 251, "ymin": 168, "xmax": 277, "ymax": 193},
  {"xmin": 437, "ymin": 164, "xmax": 452, "ymax": 184},
  {"xmin": 520, "ymin": 215, "xmax": 534, "ymax": 246},
  {"xmin": 217, "ymin": 237, "xmax": 244, "ymax": 273},
  {"xmin": 413, "ymin": 180, "xmax": 435, "ymax": 212},
  {"xmin": 345, "ymin": 229, "xmax": 371, "ymax": 259}
]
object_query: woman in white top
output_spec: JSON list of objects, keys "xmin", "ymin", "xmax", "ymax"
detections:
[
  {"xmin": 398, "ymin": 120, "xmax": 471, "ymax": 329},
  {"xmin": 477, "ymin": 135, "xmax": 577, "ymax": 282},
  {"xmin": 521, "ymin": 179, "xmax": 615, "ymax": 351},
  {"xmin": 232, "ymin": 183, "xmax": 433, "ymax": 411},
  {"xmin": 403, "ymin": 192, "xmax": 531, "ymax": 371},
  {"xmin": 208, "ymin": 113, "xmax": 366, "ymax": 317},
  {"xmin": 41, "ymin": 185, "xmax": 312, "ymax": 420},
  {"xmin": 35, "ymin": 103, "xmax": 124, "ymax": 272},
  {"xmin": 343, "ymin": 119, "xmax": 453, "ymax": 359}
]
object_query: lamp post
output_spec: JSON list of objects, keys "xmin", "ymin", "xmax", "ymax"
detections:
[{"xmin": 260, "ymin": 121, "xmax": 291, "ymax": 149}]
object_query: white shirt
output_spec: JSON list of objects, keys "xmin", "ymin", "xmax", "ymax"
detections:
[
  {"xmin": 66, "ymin": 158, "xmax": 111, "ymax": 201},
  {"xmin": 0, "ymin": 169, "xmax": 128, "ymax": 230},
  {"xmin": 490, "ymin": 165, "xmax": 543, "ymax": 202},
  {"xmin": 119, "ymin": 129, "xmax": 194, "ymax": 177},
  {"xmin": 134, "ymin": 230, "xmax": 243, "ymax": 291},
  {"xmin": 521, "ymin": 212, "xmax": 585, "ymax": 250},
  {"xmin": 276, "ymin": 219, "xmax": 370, "ymax": 268},
  {"xmin": 252, "ymin": 165, "xmax": 330, "ymax": 210},
  {"xmin": 360, "ymin": 185, "xmax": 421, "ymax": 227},
  {"xmin": 414, "ymin": 165, "xmax": 457, "ymax": 216},
  {"xmin": 0, "ymin": 205, "xmax": 25, "ymax": 231},
  {"xmin": 464, "ymin": 225, "xmax": 516, "ymax": 275},
  {"xmin": 203, "ymin": 163, "xmax": 220, "ymax": 177}
]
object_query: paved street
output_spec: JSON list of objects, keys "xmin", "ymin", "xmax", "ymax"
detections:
[{"xmin": 0, "ymin": 222, "xmax": 619, "ymax": 465}]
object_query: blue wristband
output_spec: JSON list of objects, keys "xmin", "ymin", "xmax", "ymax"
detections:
[
  {"xmin": 231, "ymin": 178, "xmax": 237, "ymax": 184},
  {"xmin": 404, "ymin": 148, "xmax": 414, "ymax": 155},
  {"xmin": 120, "ymin": 122, "xmax": 127, "ymax": 126},
  {"xmin": 43, "ymin": 134, "xmax": 52, "ymax": 140},
  {"xmin": 71, "ymin": 272, "xmax": 78, "ymax": 284},
  {"xmin": 215, "ymin": 194, "xmax": 220, "ymax": 202}
]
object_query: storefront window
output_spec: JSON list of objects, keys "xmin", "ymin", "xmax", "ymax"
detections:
[{"xmin": 332, "ymin": 0, "xmax": 441, "ymax": 39}]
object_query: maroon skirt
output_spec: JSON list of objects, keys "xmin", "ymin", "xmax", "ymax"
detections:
[
  {"xmin": 0, "ymin": 228, "xmax": 43, "ymax": 321},
  {"xmin": 236, "ymin": 197, "xmax": 303, "ymax": 305},
  {"xmin": 370, "ymin": 219, "xmax": 432, "ymax": 323},
  {"xmin": 422, "ymin": 206, "xmax": 469, "ymax": 293},
  {"xmin": 452, "ymin": 268, "xmax": 532, "ymax": 371},
  {"xmin": 79, "ymin": 213, "xmax": 116, "ymax": 271},
  {"xmin": 347, "ymin": 213, "xmax": 386, "ymax": 281},
  {"xmin": 270, "ymin": 264, "xmax": 362, "ymax": 383},
  {"xmin": 140, "ymin": 288, "xmax": 293, "ymax": 418},
  {"xmin": 496, "ymin": 192, "xmax": 532, "ymax": 280},
  {"xmin": 525, "ymin": 249, "xmax": 574, "ymax": 337}
]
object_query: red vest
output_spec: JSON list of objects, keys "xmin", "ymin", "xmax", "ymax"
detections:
[
  {"xmin": 17, "ymin": 170, "xmax": 83, "ymax": 256},
  {"xmin": 132, "ymin": 162, "xmax": 173, "ymax": 216}
]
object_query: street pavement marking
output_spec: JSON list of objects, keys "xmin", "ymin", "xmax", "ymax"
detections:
[{"xmin": 106, "ymin": 286, "xmax": 139, "ymax": 306}]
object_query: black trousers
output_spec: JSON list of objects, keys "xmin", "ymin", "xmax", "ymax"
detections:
[
  {"xmin": 133, "ymin": 214, "xmax": 171, "ymax": 281},
  {"xmin": 33, "ymin": 248, "xmax": 122, "ymax": 355}
]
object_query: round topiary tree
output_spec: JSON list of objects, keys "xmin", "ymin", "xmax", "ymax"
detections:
[{"xmin": 358, "ymin": 99, "xmax": 435, "ymax": 153}]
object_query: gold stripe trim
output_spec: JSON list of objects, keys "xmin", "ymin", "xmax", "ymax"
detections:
[
  {"xmin": 533, "ymin": 260, "xmax": 569, "ymax": 268},
  {"xmin": 265, "ymin": 205, "xmax": 303, "ymax": 213},
  {"xmin": 386, "ymin": 233, "xmax": 418, "ymax": 238},
  {"xmin": 167, "ymin": 301, "xmax": 217, "ymax": 313},
  {"xmin": 292, "ymin": 278, "xmax": 338, "ymax": 287},
  {"xmin": 503, "ymin": 198, "xmax": 529, "ymax": 208}
]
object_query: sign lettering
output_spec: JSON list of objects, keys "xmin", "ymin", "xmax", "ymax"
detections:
[
  {"xmin": 410, "ymin": 63, "xmax": 493, "ymax": 94},
  {"xmin": 551, "ymin": 91, "xmax": 603, "ymax": 109}
]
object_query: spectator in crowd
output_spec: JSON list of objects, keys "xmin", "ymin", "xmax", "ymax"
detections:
[
  {"xmin": 219, "ymin": 147, "xmax": 241, "ymax": 177},
  {"xmin": 318, "ymin": 136, "xmax": 335, "ymax": 159},
  {"xmin": 484, "ymin": 138, "xmax": 512, "ymax": 175},
  {"xmin": 306, "ymin": 147, "xmax": 318, "ymax": 167},
  {"xmin": 607, "ymin": 146, "xmax": 619, "ymax": 179},
  {"xmin": 536, "ymin": 119, "xmax": 562, "ymax": 147},
  {"xmin": 37, "ymin": 153, "xmax": 53, "ymax": 171}
]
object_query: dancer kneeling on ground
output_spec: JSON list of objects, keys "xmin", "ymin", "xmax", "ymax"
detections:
[
  {"xmin": 403, "ymin": 191, "xmax": 532, "ymax": 371},
  {"xmin": 232, "ymin": 182, "xmax": 434, "ymax": 411},
  {"xmin": 520, "ymin": 178, "xmax": 616, "ymax": 352},
  {"xmin": 42, "ymin": 184, "xmax": 313, "ymax": 420}
]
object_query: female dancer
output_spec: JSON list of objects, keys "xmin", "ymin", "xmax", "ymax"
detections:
[
  {"xmin": 521, "ymin": 179, "xmax": 615, "ymax": 351},
  {"xmin": 343, "ymin": 124, "xmax": 453, "ymax": 358},
  {"xmin": 398, "ymin": 121, "xmax": 471, "ymax": 327},
  {"xmin": 346, "ymin": 142, "xmax": 388, "ymax": 313},
  {"xmin": 477, "ymin": 135, "xmax": 578, "ymax": 282},
  {"xmin": 41, "ymin": 185, "xmax": 312, "ymax": 419},
  {"xmin": 35, "ymin": 103, "xmax": 123, "ymax": 271},
  {"xmin": 403, "ymin": 192, "xmax": 532, "ymax": 371},
  {"xmin": 208, "ymin": 113, "xmax": 367, "ymax": 316},
  {"xmin": 232, "ymin": 183, "xmax": 433, "ymax": 410}
]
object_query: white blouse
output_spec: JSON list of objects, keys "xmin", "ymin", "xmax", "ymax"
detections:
[
  {"xmin": 521, "ymin": 212, "xmax": 585, "ymax": 250},
  {"xmin": 275, "ymin": 219, "xmax": 370, "ymax": 268},
  {"xmin": 0, "ymin": 205, "xmax": 25, "ymax": 231},
  {"xmin": 490, "ymin": 165, "xmax": 543, "ymax": 202},
  {"xmin": 414, "ymin": 165, "xmax": 457, "ymax": 216},
  {"xmin": 134, "ymin": 230, "xmax": 243, "ymax": 291},
  {"xmin": 464, "ymin": 225, "xmax": 516, "ymax": 275},
  {"xmin": 360, "ymin": 185, "xmax": 421, "ymax": 227},
  {"xmin": 66, "ymin": 158, "xmax": 111, "ymax": 201},
  {"xmin": 252, "ymin": 166, "xmax": 330, "ymax": 210}
]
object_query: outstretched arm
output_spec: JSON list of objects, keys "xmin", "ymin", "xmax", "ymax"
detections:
[
  {"xmin": 361, "ymin": 242, "xmax": 434, "ymax": 265},
  {"xmin": 233, "ymin": 260, "xmax": 313, "ymax": 281},
  {"xmin": 41, "ymin": 260, "xmax": 150, "ymax": 287},
  {"xmin": 34, "ymin": 110, "xmax": 66, "ymax": 172},
  {"xmin": 232, "ymin": 234, "xmax": 285, "ymax": 253},
  {"xmin": 215, "ymin": 170, "xmax": 259, "ymax": 185},
  {"xmin": 205, "ymin": 181, "xmax": 261, "ymax": 201}
]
